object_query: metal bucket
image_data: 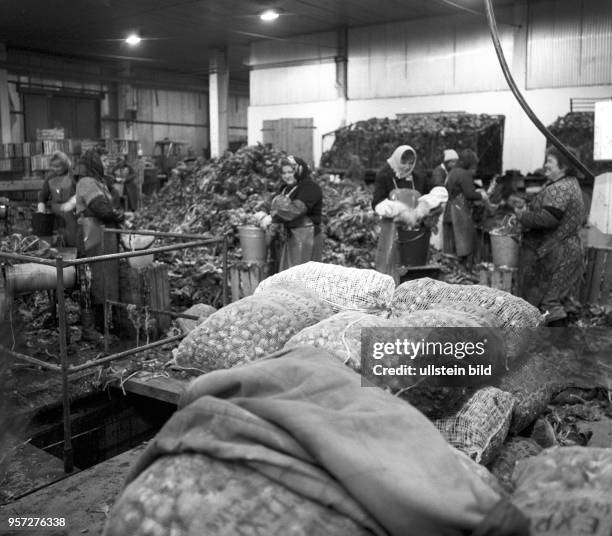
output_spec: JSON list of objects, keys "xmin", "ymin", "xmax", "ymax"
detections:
[
  {"xmin": 397, "ymin": 228, "xmax": 431, "ymax": 266},
  {"xmin": 238, "ymin": 226, "xmax": 267, "ymax": 263},
  {"xmin": 31, "ymin": 213, "xmax": 55, "ymax": 236},
  {"xmin": 490, "ymin": 232, "xmax": 520, "ymax": 268}
]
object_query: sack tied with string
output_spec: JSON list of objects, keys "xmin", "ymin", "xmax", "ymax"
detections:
[
  {"xmin": 284, "ymin": 311, "xmax": 394, "ymax": 372},
  {"xmin": 174, "ymin": 285, "xmax": 334, "ymax": 372},
  {"xmin": 255, "ymin": 262, "xmax": 395, "ymax": 313},
  {"xmin": 434, "ymin": 387, "xmax": 515, "ymax": 465}
]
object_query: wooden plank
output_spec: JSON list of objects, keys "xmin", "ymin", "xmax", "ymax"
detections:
[
  {"xmin": 0, "ymin": 179, "xmax": 44, "ymax": 192},
  {"xmin": 123, "ymin": 374, "xmax": 188, "ymax": 405}
]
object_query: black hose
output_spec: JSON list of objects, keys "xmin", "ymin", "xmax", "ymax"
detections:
[{"xmin": 483, "ymin": 0, "xmax": 594, "ymax": 180}]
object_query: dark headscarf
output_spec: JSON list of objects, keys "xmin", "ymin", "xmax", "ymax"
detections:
[{"xmin": 79, "ymin": 149, "xmax": 104, "ymax": 181}]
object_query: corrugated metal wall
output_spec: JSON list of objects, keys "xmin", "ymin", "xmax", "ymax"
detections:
[
  {"xmin": 249, "ymin": 32, "xmax": 339, "ymax": 106},
  {"xmin": 527, "ymin": 0, "xmax": 612, "ymax": 88},
  {"xmin": 347, "ymin": 11, "xmax": 514, "ymax": 100},
  {"xmin": 134, "ymin": 88, "xmax": 208, "ymax": 155}
]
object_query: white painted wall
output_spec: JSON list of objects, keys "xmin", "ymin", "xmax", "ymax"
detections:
[{"xmin": 248, "ymin": 99, "xmax": 347, "ymax": 165}]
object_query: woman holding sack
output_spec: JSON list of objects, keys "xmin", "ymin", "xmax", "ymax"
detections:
[
  {"xmin": 515, "ymin": 146, "xmax": 584, "ymax": 327},
  {"xmin": 372, "ymin": 145, "xmax": 426, "ymax": 277},
  {"xmin": 268, "ymin": 156, "xmax": 323, "ymax": 272},
  {"xmin": 443, "ymin": 149, "xmax": 488, "ymax": 269},
  {"xmin": 75, "ymin": 149, "xmax": 127, "ymax": 334}
]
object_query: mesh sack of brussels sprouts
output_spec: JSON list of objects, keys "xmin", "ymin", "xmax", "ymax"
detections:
[
  {"xmin": 174, "ymin": 285, "xmax": 334, "ymax": 373},
  {"xmin": 255, "ymin": 261, "xmax": 395, "ymax": 313}
]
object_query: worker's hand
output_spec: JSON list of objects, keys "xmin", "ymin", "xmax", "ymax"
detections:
[
  {"xmin": 477, "ymin": 189, "xmax": 488, "ymax": 201},
  {"xmin": 37, "ymin": 202, "xmax": 46, "ymax": 213},
  {"xmin": 60, "ymin": 197, "xmax": 76, "ymax": 213}
]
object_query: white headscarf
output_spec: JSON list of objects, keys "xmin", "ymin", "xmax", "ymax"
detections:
[{"xmin": 387, "ymin": 145, "xmax": 417, "ymax": 179}]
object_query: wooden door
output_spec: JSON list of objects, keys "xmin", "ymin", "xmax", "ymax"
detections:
[{"xmin": 262, "ymin": 118, "xmax": 314, "ymax": 168}]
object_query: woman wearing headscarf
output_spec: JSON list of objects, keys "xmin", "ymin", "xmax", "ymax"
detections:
[
  {"xmin": 515, "ymin": 146, "xmax": 584, "ymax": 326},
  {"xmin": 75, "ymin": 149, "xmax": 125, "ymax": 333},
  {"xmin": 372, "ymin": 145, "xmax": 427, "ymax": 277},
  {"xmin": 443, "ymin": 149, "xmax": 487, "ymax": 269},
  {"xmin": 36, "ymin": 151, "xmax": 78, "ymax": 247},
  {"xmin": 268, "ymin": 156, "xmax": 323, "ymax": 271},
  {"xmin": 372, "ymin": 145, "xmax": 426, "ymax": 210}
]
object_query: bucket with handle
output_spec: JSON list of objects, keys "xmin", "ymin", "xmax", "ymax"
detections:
[
  {"xmin": 31, "ymin": 213, "xmax": 55, "ymax": 237},
  {"xmin": 490, "ymin": 231, "xmax": 520, "ymax": 268},
  {"xmin": 396, "ymin": 227, "xmax": 431, "ymax": 266},
  {"xmin": 238, "ymin": 226, "xmax": 267, "ymax": 263}
]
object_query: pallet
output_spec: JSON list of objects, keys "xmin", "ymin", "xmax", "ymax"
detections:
[
  {"xmin": 229, "ymin": 260, "xmax": 272, "ymax": 302},
  {"xmin": 477, "ymin": 263, "xmax": 518, "ymax": 294}
]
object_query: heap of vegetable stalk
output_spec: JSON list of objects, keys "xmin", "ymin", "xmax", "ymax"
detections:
[
  {"xmin": 133, "ymin": 144, "xmax": 378, "ymax": 308},
  {"xmin": 547, "ymin": 112, "xmax": 612, "ymax": 176}
]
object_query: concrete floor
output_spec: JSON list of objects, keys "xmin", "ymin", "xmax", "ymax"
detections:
[{"xmin": 0, "ymin": 442, "xmax": 147, "ymax": 536}]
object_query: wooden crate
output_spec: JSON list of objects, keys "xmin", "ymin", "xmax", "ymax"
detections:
[
  {"xmin": 229, "ymin": 261, "xmax": 271, "ymax": 302},
  {"xmin": 580, "ymin": 247, "xmax": 612, "ymax": 306},
  {"xmin": 477, "ymin": 263, "xmax": 518, "ymax": 294},
  {"xmin": 118, "ymin": 261, "xmax": 171, "ymax": 340}
]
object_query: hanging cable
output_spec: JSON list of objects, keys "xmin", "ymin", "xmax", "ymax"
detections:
[{"xmin": 483, "ymin": 0, "xmax": 593, "ymax": 179}]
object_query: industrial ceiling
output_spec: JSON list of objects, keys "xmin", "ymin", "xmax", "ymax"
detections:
[{"xmin": 0, "ymin": 0, "xmax": 519, "ymax": 85}]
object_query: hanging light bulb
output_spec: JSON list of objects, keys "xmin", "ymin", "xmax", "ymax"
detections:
[
  {"xmin": 125, "ymin": 34, "xmax": 142, "ymax": 46},
  {"xmin": 260, "ymin": 9, "xmax": 279, "ymax": 21}
]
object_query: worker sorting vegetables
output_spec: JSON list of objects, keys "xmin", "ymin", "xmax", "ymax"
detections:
[
  {"xmin": 514, "ymin": 146, "xmax": 585, "ymax": 327},
  {"xmin": 261, "ymin": 155, "xmax": 323, "ymax": 272},
  {"xmin": 372, "ymin": 145, "xmax": 447, "ymax": 278}
]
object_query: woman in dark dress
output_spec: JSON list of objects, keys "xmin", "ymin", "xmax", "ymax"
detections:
[
  {"xmin": 443, "ymin": 149, "xmax": 487, "ymax": 269},
  {"xmin": 515, "ymin": 146, "xmax": 584, "ymax": 326},
  {"xmin": 270, "ymin": 156, "xmax": 323, "ymax": 271}
]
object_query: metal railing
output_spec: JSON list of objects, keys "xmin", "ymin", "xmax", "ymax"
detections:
[{"xmin": 1, "ymin": 228, "xmax": 228, "ymax": 472}]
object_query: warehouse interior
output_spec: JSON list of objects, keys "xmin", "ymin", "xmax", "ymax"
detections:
[{"xmin": 1, "ymin": 1, "xmax": 612, "ymax": 535}]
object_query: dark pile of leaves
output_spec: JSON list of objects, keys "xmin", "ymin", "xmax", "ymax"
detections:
[
  {"xmin": 547, "ymin": 112, "xmax": 612, "ymax": 177},
  {"xmin": 133, "ymin": 146, "xmax": 381, "ymax": 307},
  {"xmin": 320, "ymin": 113, "xmax": 504, "ymax": 176}
]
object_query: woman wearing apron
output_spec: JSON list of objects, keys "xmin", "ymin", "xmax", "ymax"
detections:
[
  {"xmin": 75, "ymin": 149, "xmax": 126, "ymax": 334},
  {"xmin": 443, "ymin": 149, "xmax": 487, "ymax": 270},
  {"xmin": 270, "ymin": 156, "xmax": 323, "ymax": 272},
  {"xmin": 36, "ymin": 151, "xmax": 78, "ymax": 247},
  {"xmin": 372, "ymin": 145, "xmax": 426, "ymax": 279}
]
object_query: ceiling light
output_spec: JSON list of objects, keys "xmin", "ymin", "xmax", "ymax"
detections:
[
  {"xmin": 260, "ymin": 9, "xmax": 279, "ymax": 21},
  {"xmin": 125, "ymin": 34, "xmax": 142, "ymax": 46}
]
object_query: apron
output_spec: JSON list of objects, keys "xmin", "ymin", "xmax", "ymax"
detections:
[
  {"xmin": 275, "ymin": 185, "xmax": 317, "ymax": 271},
  {"xmin": 375, "ymin": 179, "xmax": 419, "ymax": 280},
  {"xmin": 448, "ymin": 193, "xmax": 475, "ymax": 257},
  {"xmin": 78, "ymin": 216, "xmax": 119, "ymax": 305},
  {"xmin": 279, "ymin": 223, "xmax": 316, "ymax": 271}
]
